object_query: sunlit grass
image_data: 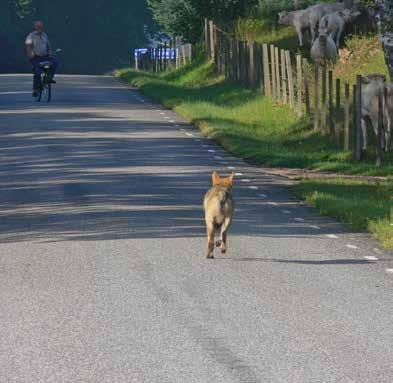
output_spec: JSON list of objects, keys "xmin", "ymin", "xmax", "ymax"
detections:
[{"xmin": 294, "ymin": 179, "xmax": 393, "ymax": 249}]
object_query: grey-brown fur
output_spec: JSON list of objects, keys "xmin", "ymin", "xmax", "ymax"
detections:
[{"xmin": 204, "ymin": 172, "xmax": 234, "ymax": 259}]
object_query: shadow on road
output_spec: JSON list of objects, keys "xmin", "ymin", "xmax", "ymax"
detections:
[{"xmin": 0, "ymin": 79, "xmax": 347, "ymax": 244}]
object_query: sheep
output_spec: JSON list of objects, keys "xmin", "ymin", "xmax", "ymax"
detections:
[
  {"xmin": 319, "ymin": 9, "xmax": 361, "ymax": 48},
  {"xmin": 279, "ymin": 2, "xmax": 347, "ymax": 47},
  {"xmin": 360, "ymin": 74, "xmax": 387, "ymax": 151},
  {"xmin": 278, "ymin": 9, "xmax": 310, "ymax": 47},
  {"xmin": 311, "ymin": 31, "xmax": 338, "ymax": 66}
]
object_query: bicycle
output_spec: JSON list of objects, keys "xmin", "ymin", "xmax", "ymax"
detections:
[{"xmin": 34, "ymin": 61, "xmax": 53, "ymax": 103}]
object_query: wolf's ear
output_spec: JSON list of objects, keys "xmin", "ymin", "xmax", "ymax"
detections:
[
  {"xmin": 228, "ymin": 172, "xmax": 234, "ymax": 185},
  {"xmin": 212, "ymin": 171, "xmax": 221, "ymax": 185},
  {"xmin": 223, "ymin": 173, "xmax": 234, "ymax": 187}
]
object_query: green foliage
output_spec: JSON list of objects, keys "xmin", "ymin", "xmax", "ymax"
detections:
[
  {"xmin": 1, "ymin": 0, "xmax": 153, "ymax": 74},
  {"xmin": 294, "ymin": 179, "xmax": 393, "ymax": 248},
  {"xmin": 115, "ymin": 59, "xmax": 393, "ymax": 176},
  {"xmin": 116, "ymin": 61, "xmax": 393, "ymax": 248},
  {"xmin": 147, "ymin": 0, "xmax": 258, "ymax": 42}
]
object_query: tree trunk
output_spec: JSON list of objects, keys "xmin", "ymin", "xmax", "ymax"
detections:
[{"xmin": 379, "ymin": 0, "xmax": 393, "ymax": 79}]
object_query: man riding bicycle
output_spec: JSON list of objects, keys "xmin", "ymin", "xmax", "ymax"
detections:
[{"xmin": 25, "ymin": 20, "xmax": 58, "ymax": 97}]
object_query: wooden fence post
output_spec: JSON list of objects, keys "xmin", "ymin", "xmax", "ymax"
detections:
[
  {"xmin": 344, "ymin": 83, "xmax": 350, "ymax": 150},
  {"xmin": 328, "ymin": 70, "xmax": 334, "ymax": 137},
  {"xmin": 204, "ymin": 18, "xmax": 209, "ymax": 59},
  {"xmin": 275, "ymin": 47, "xmax": 281, "ymax": 100},
  {"xmin": 303, "ymin": 58, "xmax": 310, "ymax": 115},
  {"xmin": 209, "ymin": 20, "xmax": 215, "ymax": 61},
  {"xmin": 296, "ymin": 54, "xmax": 302, "ymax": 117},
  {"xmin": 281, "ymin": 49, "xmax": 287, "ymax": 104},
  {"xmin": 314, "ymin": 64, "xmax": 320, "ymax": 132},
  {"xmin": 321, "ymin": 66, "xmax": 327, "ymax": 135},
  {"xmin": 355, "ymin": 75, "xmax": 362, "ymax": 161},
  {"xmin": 163, "ymin": 41, "xmax": 167, "ymax": 71},
  {"xmin": 249, "ymin": 42, "xmax": 255, "ymax": 88},
  {"xmin": 377, "ymin": 90, "xmax": 383, "ymax": 167},
  {"xmin": 285, "ymin": 51, "xmax": 295, "ymax": 109},
  {"xmin": 270, "ymin": 45, "xmax": 276, "ymax": 99},
  {"xmin": 263, "ymin": 44, "xmax": 271, "ymax": 97},
  {"xmin": 335, "ymin": 78, "xmax": 341, "ymax": 145}
]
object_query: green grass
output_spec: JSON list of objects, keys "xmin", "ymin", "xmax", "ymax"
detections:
[
  {"xmin": 294, "ymin": 179, "xmax": 393, "ymax": 249},
  {"xmin": 114, "ymin": 57, "xmax": 393, "ymax": 248},
  {"xmin": 115, "ymin": 58, "xmax": 393, "ymax": 176}
]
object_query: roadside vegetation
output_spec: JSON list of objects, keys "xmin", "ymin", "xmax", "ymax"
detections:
[{"xmin": 118, "ymin": 1, "xmax": 393, "ymax": 248}]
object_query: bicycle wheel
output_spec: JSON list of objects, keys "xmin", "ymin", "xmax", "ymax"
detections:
[{"xmin": 43, "ymin": 83, "xmax": 51, "ymax": 103}]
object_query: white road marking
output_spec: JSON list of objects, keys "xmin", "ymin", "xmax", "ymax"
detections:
[
  {"xmin": 258, "ymin": 194, "xmax": 267, "ymax": 198},
  {"xmin": 326, "ymin": 234, "xmax": 339, "ymax": 239},
  {"xmin": 249, "ymin": 186, "xmax": 258, "ymax": 190},
  {"xmin": 241, "ymin": 179, "xmax": 251, "ymax": 183},
  {"xmin": 364, "ymin": 256, "xmax": 378, "ymax": 262},
  {"xmin": 346, "ymin": 244, "xmax": 359, "ymax": 249},
  {"xmin": 186, "ymin": 133, "xmax": 194, "ymax": 137},
  {"xmin": 386, "ymin": 269, "xmax": 393, "ymax": 274},
  {"xmin": 281, "ymin": 210, "xmax": 291, "ymax": 214},
  {"xmin": 160, "ymin": 112, "xmax": 165, "ymax": 115},
  {"xmin": 309, "ymin": 225, "xmax": 321, "ymax": 230},
  {"xmin": 208, "ymin": 150, "xmax": 216, "ymax": 153},
  {"xmin": 267, "ymin": 202, "xmax": 278, "ymax": 206},
  {"xmin": 165, "ymin": 116, "xmax": 170, "ymax": 119},
  {"xmin": 294, "ymin": 218, "xmax": 305, "ymax": 222},
  {"xmin": 170, "ymin": 120, "xmax": 175, "ymax": 123},
  {"xmin": 235, "ymin": 172, "xmax": 243, "ymax": 176},
  {"xmin": 214, "ymin": 156, "xmax": 223, "ymax": 160},
  {"xmin": 227, "ymin": 166, "xmax": 236, "ymax": 170}
]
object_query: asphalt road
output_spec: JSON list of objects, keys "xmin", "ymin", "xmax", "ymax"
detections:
[{"xmin": 1, "ymin": 74, "xmax": 393, "ymax": 383}]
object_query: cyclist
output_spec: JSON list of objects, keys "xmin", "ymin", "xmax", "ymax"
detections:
[{"xmin": 25, "ymin": 20, "xmax": 58, "ymax": 97}]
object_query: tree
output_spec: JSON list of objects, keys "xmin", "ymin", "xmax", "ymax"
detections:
[{"xmin": 147, "ymin": 0, "xmax": 258, "ymax": 42}]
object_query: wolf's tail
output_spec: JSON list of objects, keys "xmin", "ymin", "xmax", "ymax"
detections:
[{"xmin": 218, "ymin": 190, "xmax": 230, "ymax": 209}]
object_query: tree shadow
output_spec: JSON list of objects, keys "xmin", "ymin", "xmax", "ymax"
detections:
[{"xmin": 0, "ymin": 75, "xmax": 355, "ymax": 243}]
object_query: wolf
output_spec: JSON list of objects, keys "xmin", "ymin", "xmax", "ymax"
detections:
[{"xmin": 204, "ymin": 172, "xmax": 234, "ymax": 259}]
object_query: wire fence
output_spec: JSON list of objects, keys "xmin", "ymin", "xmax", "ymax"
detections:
[
  {"xmin": 135, "ymin": 38, "xmax": 192, "ymax": 73},
  {"xmin": 204, "ymin": 19, "xmax": 385, "ymax": 166}
]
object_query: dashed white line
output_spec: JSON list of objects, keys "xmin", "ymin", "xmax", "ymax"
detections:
[
  {"xmin": 294, "ymin": 218, "xmax": 305, "ymax": 222},
  {"xmin": 346, "ymin": 244, "xmax": 359, "ymax": 249},
  {"xmin": 186, "ymin": 133, "xmax": 194, "ymax": 137},
  {"xmin": 364, "ymin": 256, "xmax": 378, "ymax": 262},
  {"xmin": 249, "ymin": 186, "xmax": 258, "ymax": 190},
  {"xmin": 326, "ymin": 234, "xmax": 339, "ymax": 239},
  {"xmin": 267, "ymin": 202, "xmax": 278, "ymax": 206},
  {"xmin": 227, "ymin": 166, "xmax": 236, "ymax": 170},
  {"xmin": 235, "ymin": 172, "xmax": 243, "ymax": 176},
  {"xmin": 281, "ymin": 210, "xmax": 291, "ymax": 214},
  {"xmin": 241, "ymin": 179, "xmax": 251, "ymax": 183},
  {"xmin": 309, "ymin": 225, "xmax": 321, "ymax": 230},
  {"xmin": 258, "ymin": 194, "xmax": 267, "ymax": 198},
  {"xmin": 208, "ymin": 150, "xmax": 216, "ymax": 153},
  {"xmin": 386, "ymin": 269, "xmax": 393, "ymax": 274}
]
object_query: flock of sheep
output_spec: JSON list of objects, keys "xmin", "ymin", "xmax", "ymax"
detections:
[
  {"xmin": 278, "ymin": 1, "xmax": 361, "ymax": 65},
  {"xmin": 279, "ymin": 1, "xmax": 391, "ymax": 153}
]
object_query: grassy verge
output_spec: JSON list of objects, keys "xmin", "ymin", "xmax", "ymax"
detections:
[
  {"xmin": 294, "ymin": 179, "xmax": 393, "ymax": 249},
  {"xmin": 114, "ymin": 58, "xmax": 393, "ymax": 248},
  {"xmin": 115, "ymin": 58, "xmax": 393, "ymax": 176}
]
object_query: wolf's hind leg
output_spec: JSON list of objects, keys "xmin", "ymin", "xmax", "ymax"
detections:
[
  {"xmin": 206, "ymin": 222, "xmax": 215, "ymax": 259},
  {"xmin": 219, "ymin": 217, "xmax": 232, "ymax": 254}
]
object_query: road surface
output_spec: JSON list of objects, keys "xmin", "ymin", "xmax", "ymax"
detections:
[{"xmin": 1, "ymin": 74, "xmax": 393, "ymax": 383}]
